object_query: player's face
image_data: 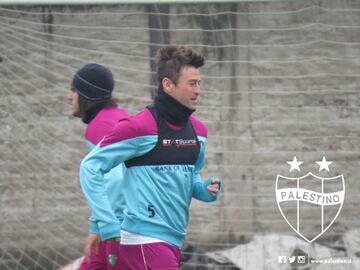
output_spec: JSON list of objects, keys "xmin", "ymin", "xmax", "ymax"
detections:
[
  {"xmin": 167, "ymin": 66, "xmax": 201, "ymax": 110},
  {"xmin": 67, "ymin": 89, "xmax": 80, "ymax": 117}
]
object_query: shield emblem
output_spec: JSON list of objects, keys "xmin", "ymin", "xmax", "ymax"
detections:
[
  {"xmin": 275, "ymin": 172, "xmax": 345, "ymax": 243},
  {"xmin": 108, "ymin": 254, "xmax": 118, "ymax": 267}
]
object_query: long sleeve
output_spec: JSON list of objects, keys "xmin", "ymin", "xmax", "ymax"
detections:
[
  {"xmin": 192, "ymin": 136, "xmax": 222, "ymax": 202},
  {"xmin": 80, "ymin": 117, "xmax": 157, "ymax": 240},
  {"xmin": 88, "ymin": 215, "xmax": 100, "ymax": 234},
  {"xmin": 84, "ymin": 142, "xmax": 101, "ymax": 234}
]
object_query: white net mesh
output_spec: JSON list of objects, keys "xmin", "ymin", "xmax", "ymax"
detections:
[{"xmin": 0, "ymin": 1, "xmax": 360, "ymax": 269}]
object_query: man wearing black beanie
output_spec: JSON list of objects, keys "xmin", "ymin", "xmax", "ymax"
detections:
[
  {"xmin": 69, "ymin": 63, "xmax": 116, "ymax": 123},
  {"xmin": 68, "ymin": 63, "xmax": 128, "ymax": 269},
  {"xmin": 80, "ymin": 47, "xmax": 222, "ymax": 269}
]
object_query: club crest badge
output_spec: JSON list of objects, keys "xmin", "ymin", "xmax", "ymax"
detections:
[
  {"xmin": 275, "ymin": 156, "xmax": 345, "ymax": 243},
  {"xmin": 108, "ymin": 254, "xmax": 118, "ymax": 267}
]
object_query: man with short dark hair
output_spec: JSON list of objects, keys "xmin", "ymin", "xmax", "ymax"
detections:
[
  {"xmin": 68, "ymin": 63, "xmax": 128, "ymax": 269},
  {"xmin": 80, "ymin": 46, "xmax": 222, "ymax": 269}
]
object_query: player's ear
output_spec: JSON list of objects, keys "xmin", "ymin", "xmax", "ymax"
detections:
[{"xmin": 162, "ymin": 77, "xmax": 174, "ymax": 94}]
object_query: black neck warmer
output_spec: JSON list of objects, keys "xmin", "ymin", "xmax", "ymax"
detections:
[
  {"xmin": 154, "ymin": 88, "xmax": 195, "ymax": 126},
  {"xmin": 82, "ymin": 103, "xmax": 106, "ymax": 124}
]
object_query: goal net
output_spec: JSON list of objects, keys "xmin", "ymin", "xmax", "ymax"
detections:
[{"xmin": 0, "ymin": 0, "xmax": 359, "ymax": 269}]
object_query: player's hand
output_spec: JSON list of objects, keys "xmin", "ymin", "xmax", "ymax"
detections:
[
  {"xmin": 207, "ymin": 177, "xmax": 220, "ymax": 196},
  {"xmin": 84, "ymin": 233, "xmax": 100, "ymax": 262}
]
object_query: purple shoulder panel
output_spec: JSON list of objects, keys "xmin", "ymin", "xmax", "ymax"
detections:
[
  {"xmin": 190, "ymin": 116, "xmax": 208, "ymax": 138},
  {"xmin": 100, "ymin": 108, "xmax": 157, "ymax": 147},
  {"xmin": 85, "ymin": 107, "xmax": 128, "ymax": 145}
]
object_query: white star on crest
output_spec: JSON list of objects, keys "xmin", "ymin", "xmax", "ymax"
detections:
[
  {"xmin": 287, "ymin": 156, "xmax": 303, "ymax": 172},
  {"xmin": 316, "ymin": 156, "xmax": 332, "ymax": 172}
]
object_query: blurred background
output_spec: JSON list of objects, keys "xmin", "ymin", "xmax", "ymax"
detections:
[{"xmin": 0, "ymin": 0, "xmax": 359, "ymax": 269}]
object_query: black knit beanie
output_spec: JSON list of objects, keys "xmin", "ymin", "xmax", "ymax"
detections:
[{"xmin": 71, "ymin": 63, "xmax": 114, "ymax": 101}]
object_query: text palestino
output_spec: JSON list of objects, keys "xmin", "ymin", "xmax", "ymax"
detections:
[{"xmin": 276, "ymin": 188, "xmax": 344, "ymax": 206}]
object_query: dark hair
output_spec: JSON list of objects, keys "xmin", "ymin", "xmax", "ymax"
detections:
[
  {"xmin": 77, "ymin": 93, "xmax": 118, "ymax": 123},
  {"xmin": 156, "ymin": 45, "xmax": 205, "ymax": 86}
]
